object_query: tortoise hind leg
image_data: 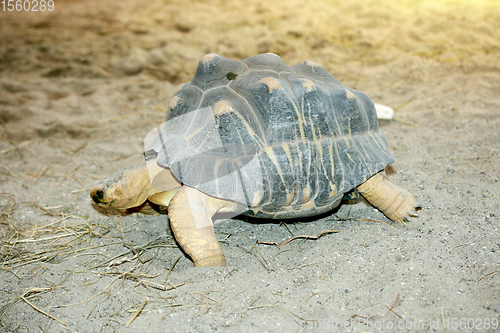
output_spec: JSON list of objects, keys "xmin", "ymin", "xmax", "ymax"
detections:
[
  {"xmin": 168, "ymin": 186, "xmax": 238, "ymax": 267},
  {"xmin": 357, "ymin": 170, "xmax": 420, "ymax": 222}
]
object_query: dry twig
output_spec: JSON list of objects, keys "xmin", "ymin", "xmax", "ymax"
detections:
[
  {"xmin": 126, "ymin": 297, "xmax": 148, "ymax": 327},
  {"xmin": 477, "ymin": 269, "xmax": 500, "ymax": 283},
  {"xmin": 0, "ymin": 141, "xmax": 31, "ymax": 156},
  {"xmin": 258, "ymin": 229, "xmax": 340, "ymax": 246}
]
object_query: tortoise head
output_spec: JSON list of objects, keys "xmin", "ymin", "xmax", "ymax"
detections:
[{"xmin": 91, "ymin": 164, "xmax": 157, "ymax": 210}]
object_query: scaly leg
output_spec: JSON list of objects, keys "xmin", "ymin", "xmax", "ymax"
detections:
[
  {"xmin": 168, "ymin": 186, "xmax": 237, "ymax": 266},
  {"xmin": 357, "ymin": 170, "xmax": 420, "ymax": 222}
]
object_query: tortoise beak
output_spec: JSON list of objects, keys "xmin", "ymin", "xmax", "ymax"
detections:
[{"xmin": 91, "ymin": 187, "xmax": 106, "ymax": 205}]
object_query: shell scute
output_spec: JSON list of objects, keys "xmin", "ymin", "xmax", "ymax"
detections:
[
  {"xmin": 292, "ymin": 61, "xmax": 342, "ymax": 85},
  {"xmin": 242, "ymin": 53, "xmax": 292, "ymax": 73},
  {"xmin": 167, "ymin": 84, "xmax": 203, "ymax": 119},
  {"xmin": 191, "ymin": 54, "xmax": 248, "ymax": 92}
]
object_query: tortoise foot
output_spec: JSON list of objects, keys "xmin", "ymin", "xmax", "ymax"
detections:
[
  {"xmin": 194, "ymin": 255, "xmax": 227, "ymax": 267},
  {"xmin": 357, "ymin": 170, "xmax": 420, "ymax": 222}
]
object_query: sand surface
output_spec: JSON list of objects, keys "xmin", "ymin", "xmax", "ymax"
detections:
[{"xmin": 1, "ymin": 0, "xmax": 499, "ymax": 332}]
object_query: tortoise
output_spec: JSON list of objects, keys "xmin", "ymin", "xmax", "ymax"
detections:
[{"xmin": 91, "ymin": 53, "xmax": 419, "ymax": 267}]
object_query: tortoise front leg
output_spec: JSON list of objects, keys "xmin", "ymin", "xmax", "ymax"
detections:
[
  {"xmin": 168, "ymin": 186, "xmax": 237, "ymax": 266},
  {"xmin": 357, "ymin": 170, "xmax": 420, "ymax": 222}
]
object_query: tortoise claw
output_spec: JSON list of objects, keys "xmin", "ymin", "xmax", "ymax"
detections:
[
  {"xmin": 402, "ymin": 207, "xmax": 421, "ymax": 222},
  {"xmin": 408, "ymin": 210, "xmax": 420, "ymax": 218}
]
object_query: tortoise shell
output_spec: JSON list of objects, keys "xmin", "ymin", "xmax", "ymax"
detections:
[{"xmin": 146, "ymin": 53, "xmax": 394, "ymax": 219}]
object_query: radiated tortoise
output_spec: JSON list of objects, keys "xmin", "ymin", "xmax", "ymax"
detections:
[{"xmin": 91, "ymin": 53, "xmax": 420, "ymax": 267}]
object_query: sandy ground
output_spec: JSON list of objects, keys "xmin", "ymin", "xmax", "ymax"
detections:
[{"xmin": 1, "ymin": 0, "xmax": 499, "ymax": 332}]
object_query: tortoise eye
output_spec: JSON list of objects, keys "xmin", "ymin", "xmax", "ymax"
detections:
[{"xmin": 226, "ymin": 72, "xmax": 238, "ymax": 80}]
